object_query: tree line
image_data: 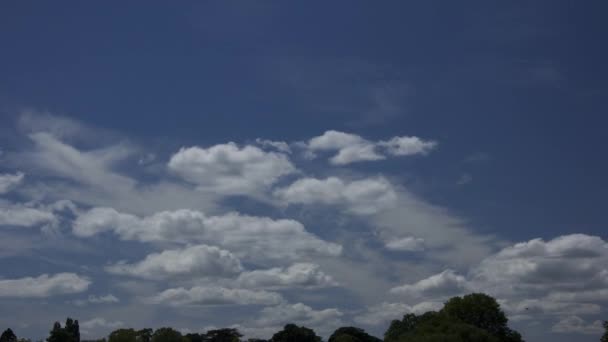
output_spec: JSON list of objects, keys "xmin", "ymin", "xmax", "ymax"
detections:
[{"xmin": 2, "ymin": 293, "xmax": 607, "ymax": 342}]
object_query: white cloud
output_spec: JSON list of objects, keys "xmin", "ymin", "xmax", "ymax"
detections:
[
  {"xmin": 385, "ymin": 237, "xmax": 425, "ymax": 252},
  {"xmin": 303, "ymin": 130, "xmax": 437, "ymax": 165},
  {"xmin": 255, "ymin": 138, "xmax": 292, "ymax": 154},
  {"xmin": 73, "ymin": 208, "xmax": 341, "ymax": 264},
  {"xmin": 0, "ymin": 172, "xmax": 24, "ymax": 194},
  {"xmin": 390, "ymin": 270, "xmax": 470, "ymax": 299},
  {"xmin": 274, "ymin": 177, "xmax": 397, "ymax": 215},
  {"xmin": 236, "ymin": 263, "xmax": 337, "ymax": 289},
  {"xmin": 19, "ymin": 132, "xmax": 136, "ymax": 191},
  {"xmin": 0, "ymin": 202, "xmax": 56, "ymax": 228},
  {"xmin": 245, "ymin": 302, "xmax": 344, "ymax": 338},
  {"xmin": 106, "ymin": 244, "xmax": 243, "ymax": 280},
  {"xmin": 306, "ymin": 130, "xmax": 384, "ymax": 165},
  {"xmin": 471, "ymin": 234, "xmax": 608, "ymax": 295},
  {"xmin": 551, "ymin": 316, "xmax": 604, "ymax": 335},
  {"xmin": 377, "ymin": 136, "xmax": 437, "ymax": 156},
  {"xmin": 73, "ymin": 294, "xmax": 120, "ymax": 306},
  {"xmin": 0, "ymin": 273, "xmax": 90, "ymax": 298},
  {"xmin": 168, "ymin": 143, "xmax": 296, "ymax": 196},
  {"xmin": 149, "ymin": 286, "xmax": 283, "ymax": 306}
]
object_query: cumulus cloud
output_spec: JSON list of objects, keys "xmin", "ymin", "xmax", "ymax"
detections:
[
  {"xmin": 148, "ymin": 286, "xmax": 283, "ymax": 306},
  {"xmin": 0, "ymin": 172, "xmax": 24, "ymax": 194},
  {"xmin": 274, "ymin": 177, "xmax": 397, "ymax": 215},
  {"xmin": 0, "ymin": 273, "xmax": 90, "ymax": 298},
  {"xmin": 73, "ymin": 207, "xmax": 341, "ymax": 264},
  {"xmin": 471, "ymin": 234, "xmax": 608, "ymax": 296},
  {"xmin": 72, "ymin": 294, "xmax": 120, "ymax": 306},
  {"xmin": 0, "ymin": 202, "xmax": 56, "ymax": 228},
  {"xmin": 377, "ymin": 136, "xmax": 437, "ymax": 156},
  {"xmin": 551, "ymin": 316, "xmax": 604, "ymax": 335},
  {"xmin": 168, "ymin": 143, "xmax": 296, "ymax": 195},
  {"xmin": 303, "ymin": 130, "xmax": 436, "ymax": 165},
  {"xmin": 255, "ymin": 138, "xmax": 292, "ymax": 154},
  {"xmin": 385, "ymin": 237, "xmax": 425, "ymax": 252},
  {"xmin": 236, "ymin": 263, "xmax": 337, "ymax": 289},
  {"xmin": 378, "ymin": 234, "xmax": 608, "ymax": 326},
  {"xmin": 390, "ymin": 270, "xmax": 470, "ymax": 299},
  {"xmin": 106, "ymin": 245, "xmax": 243, "ymax": 280}
]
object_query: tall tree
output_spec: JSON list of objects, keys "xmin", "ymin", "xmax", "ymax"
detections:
[
  {"xmin": 65, "ymin": 319, "xmax": 80, "ymax": 342},
  {"xmin": 270, "ymin": 324, "xmax": 321, "ymax": 342},
  {"xmin": 1, "ymin": 329, "xmax": 17, "ymax": 342},
  {"xmin": 47, "ymin": 322, "xmax": 72, "ymax": 342}
]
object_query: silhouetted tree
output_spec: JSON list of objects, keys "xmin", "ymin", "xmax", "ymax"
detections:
[
  {"xmin": 65, "ymin": 319, "xmax": 80, "ymax": 342},
  {"xmin": 108, "ymin": 329, "xmax": 137, "ymax": 342},
  {"xmin": 328, "ymin": 327, "xmax": 381, "ymax": 342},
  {"xmin": 1, "ymin": 329, "xmax": 17, "ymax": 342},
  {"xmin": 270, "ymin": 324, "xmax": 321, "ymax": 342},
  {"xmin": 601, "ymin": 321, "xmax": 608, "ymax": 342},
  {"xmin": 47, "ymin": 322, "xmax": 72, "ymax": 342},
  {"xmin": 136, "ymin": 329, "xmax": 153, "ymax": 342},
  {"xmin": 384, "ymin": 313, "xmax": 426, "ymax": 342},
  {"xmin": 151, "ymin": 328, "xmax": 184, "ymax": 342},
  {"xmin": 203, "ymin": 329, "xmax": 242, "ymax": 342},
  {"xmin": 441, "ymin": 293, "xmax": 522, "ymax": 342},
  {"xmin": 246, "ymin": 339, "xmax": 268, "ymax": 342}
]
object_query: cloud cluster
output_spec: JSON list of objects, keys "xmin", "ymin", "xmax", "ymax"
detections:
[
  {"xmin": 106, "ymin": 245, "xmax": 243, "ymax": 280},
  {"xmin": 372, "ymin": 234, "xmax": 608, "ymax": 333},
  {"xmin": 0, "ymin": 273, "xmax": 90, "ymax": 298},
  {"xmin": 148, "ymin": 286, "xmax": 284, "ymax": 306},
  {"xmin": 236, "ymin": 263, "xmax": 337, "ymax": 289},
  {"xmin": 73, "ymin": 207, "xmax": 342, "ymax": 264},
  {"xmin": 303, "ymin": 130, "xmax": 436, "ymax": 165},
  {"xmin": 168, "ymin": 143, "xmax": 295, "ymax": 195},
  {"xmin": 274, "ymin": 177, "xmax": 397, "ymax": 215}
]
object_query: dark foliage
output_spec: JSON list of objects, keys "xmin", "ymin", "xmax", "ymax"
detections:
[
  {"xmin": 1, "ymin": 329, "xmax": 17, "ymax": 342},
  {"xmin": 48, "ymin": 319, "xmax": 80, "ymax": 342},
  {"xmin": 601, "ymin": 321, "xmax": 608, "ymax": 342},
  {"xmin": 270, "ymin": 324, "xmax": 321, "ymax": 342},
  {"xmin": 328, "ymin": 327, "xmax": 381, "ymax": 342}
]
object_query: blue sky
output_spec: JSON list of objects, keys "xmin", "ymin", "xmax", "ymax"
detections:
[{"xmin": 1, "ymin": 2, "xmax": 607, "ymax": 341}]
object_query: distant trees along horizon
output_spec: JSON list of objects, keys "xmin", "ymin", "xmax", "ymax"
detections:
[{"xmin": 2, "ymin": 293, "xmax": 607, "ymax": 342}]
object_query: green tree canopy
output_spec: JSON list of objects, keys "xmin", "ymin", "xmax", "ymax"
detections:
[
  {"xmin": 328, "ymin": 327, "xmax": 381, "ymax": 342},
  {"xmin": 441, "ymin": 293, "xmax": 522, "ymax": 342},
  {"xmin": 108, "ymin": 329, "xmax": 138, "ymax": 342},
  {"xmin": 136, "ymin": 329, "xmax": 153, "ymax": 342},
  {"xmin": 270, "ymin": 324, "xmax": 321, "ymax": 342},
  {"xmin": 151, "ymin": 328, "xmax": 184, "ymax": 342}
]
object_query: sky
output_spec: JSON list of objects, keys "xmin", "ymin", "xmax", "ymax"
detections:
[{"xmin": 1, "ymin": 1, "xmax": 607, "ymax": 341}]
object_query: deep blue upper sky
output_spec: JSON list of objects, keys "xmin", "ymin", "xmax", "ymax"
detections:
[{"xmin": 1, "ymin": 2, "xmax": 607, "ymax": 341}]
